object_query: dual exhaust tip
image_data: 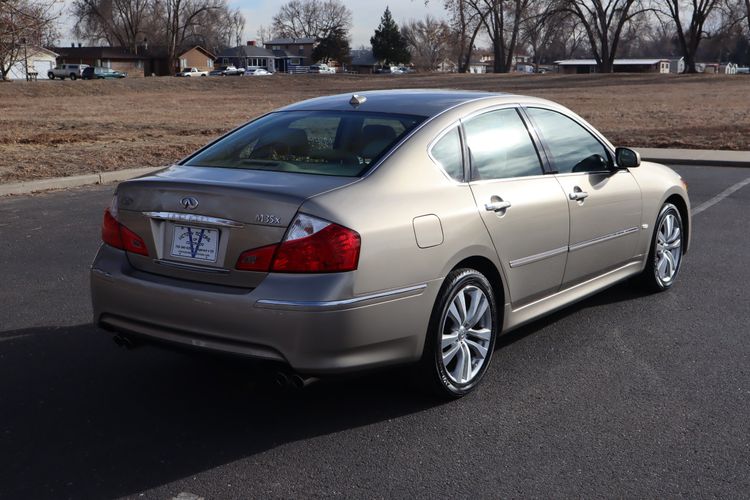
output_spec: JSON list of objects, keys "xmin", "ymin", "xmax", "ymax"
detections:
[{"xmin": 112, "ymin": 334, "xmax": 318, "ymax": 389}]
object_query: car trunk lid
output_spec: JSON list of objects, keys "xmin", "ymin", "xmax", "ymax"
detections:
[{"xmin": 113, "ymin": 165, "xmax": 356, "ymax": 288}]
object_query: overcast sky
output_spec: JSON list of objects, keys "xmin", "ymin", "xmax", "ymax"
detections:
[
  {"xmin": 232, "ymin": 0, "xmax": 447, "ymax": 48},
  {"xmin": 60, "ymin": 0, "xmax": 449, "ymax": 48}
]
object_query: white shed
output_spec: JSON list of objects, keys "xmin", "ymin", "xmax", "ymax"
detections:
[{"xmin": 8, "ymin": 46, "xmax": 58, "ymax": 80}]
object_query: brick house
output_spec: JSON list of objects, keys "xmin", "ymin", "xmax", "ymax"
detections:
[
  {"xmin": 176, "ymin": 46, "xmax": 215, "ymax": 72},
  {"xmin": 53, "ymin": 46, "xmax": 147, "ymax": 77}
]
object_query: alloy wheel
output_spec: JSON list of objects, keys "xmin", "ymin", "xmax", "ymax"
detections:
[{"xmin": 439, "ymin": 285, "xmax": 493, "ymax": 385}]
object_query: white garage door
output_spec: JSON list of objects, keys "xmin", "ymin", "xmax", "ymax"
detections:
[{"xmin": 33, "ymin": 60, "xmax": 53, "ymax": 79}]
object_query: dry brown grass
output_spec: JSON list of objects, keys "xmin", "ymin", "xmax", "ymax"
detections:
[{"xmin": 1, "ymin": 72, "xmax": 748, "ymax": 183}]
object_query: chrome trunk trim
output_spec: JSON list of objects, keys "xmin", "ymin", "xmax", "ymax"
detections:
[{"xmin": 144, "ymin": 211, "xmax": 245, "ymax": 228}]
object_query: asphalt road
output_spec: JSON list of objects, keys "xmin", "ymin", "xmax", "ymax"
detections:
[{"xmin": 1, "ymin": 165, "xmax": 749, "ymax": 499}]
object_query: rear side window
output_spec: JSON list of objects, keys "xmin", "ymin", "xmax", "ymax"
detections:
[
  {"xmin": 186, "ymin": 110, "xmax": 425, "ymax": 177},
  {"xmin": 526, "ymin": 107, "xmax": 611, "ymax": 173},
  {"xmin": 463, "ymin": 108, "xmax": 543, "ymax": 180},
  {"xmin": 430, "ymin": 127, "xmax": 464, "ymax": 181}
]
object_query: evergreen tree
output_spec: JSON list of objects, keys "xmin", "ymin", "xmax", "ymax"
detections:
[
  {"xmin": 370, "ymin": 6, "xmax": 411, "ymax": 66},
  {"xmin": 312, "ymin": 26, "xmax": 352, "ymax": 64}
]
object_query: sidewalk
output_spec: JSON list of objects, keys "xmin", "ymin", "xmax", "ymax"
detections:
[{"xmin": 1, "ymin": 148, "xmax": 749, "ymax": 197}]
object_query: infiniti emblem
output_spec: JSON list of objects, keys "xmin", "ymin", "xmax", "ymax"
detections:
[{"xmin": 180, "ymin": 196, "xmax": 199, "ymax": 210}]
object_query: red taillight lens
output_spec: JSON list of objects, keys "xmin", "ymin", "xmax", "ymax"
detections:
[
  {"xmin": 102, "ymin": 208, "xmax": 123, "ymax": 249},
  {"xmin": 101, "ymin": 207, "xmax": 149, "ymax": 256},
  {"xmin": 272, "ymin": 215, "xmax": 360, "ymax": 273},
  {"xmin": 234, "ymin": 214, "xmax": 360, "ymax": 273},
  {"xmin": 235, "ymin": 244, "xmax": 278, "ymax": 271}
]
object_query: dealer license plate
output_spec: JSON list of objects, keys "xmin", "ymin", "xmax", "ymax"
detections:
[{"xmin": 170, "ymin": 225, "xmax": 219, "ymax": 262}]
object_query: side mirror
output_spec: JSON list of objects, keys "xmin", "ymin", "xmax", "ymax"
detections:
[{"xmin": 615, "ymin": 147, "xmax": 641, "ymax": 168}]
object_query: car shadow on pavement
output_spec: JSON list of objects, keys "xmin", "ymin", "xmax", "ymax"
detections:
[
  {"xmin": 0, "ymin": 323, "xmax": 440, "ymax": 499},
  {"xmin": 0, "ymin": 282, "xmax": 645, "ymax": 498}
]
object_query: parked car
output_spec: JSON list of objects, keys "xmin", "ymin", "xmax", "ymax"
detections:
[
  {"xmin": 175, "ymin": 67, "xmax": 208, "ymax": 77},
  {"xmin": 82, "ymin": 66, "xmax": 127, "ymax": 79},
  {"xmin": 209, "ymin": 65, "xmax": 242, "ymax": 76},
  {"xmin": 48, "ymin": 64, "xmax": 89, "ymax": 80},
  {"xmin": 91, "ymin": 90, "xmax": 690, "ymax": 398},
  {"xmin": 309, "ymin": 64, "xmax": 335, "ymax": 74},
  {"xmin": 243, "ymin": 67, "xmax": 270, "ymax": 76}
]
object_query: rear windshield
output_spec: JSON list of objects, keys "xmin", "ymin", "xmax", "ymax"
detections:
[{"xmin": 184, "ymin": 110, "xmax": 427, "ymax": 177}]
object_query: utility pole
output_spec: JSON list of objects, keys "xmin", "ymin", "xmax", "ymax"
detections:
[{"xmin": 21, "ymin": 37, "xmax": 28, "ymax": 80}]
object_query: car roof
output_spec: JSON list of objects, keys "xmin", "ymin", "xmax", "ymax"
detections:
[{"xmin": 279, "ymin": 89, "xmax": 538, "ymax": 117}]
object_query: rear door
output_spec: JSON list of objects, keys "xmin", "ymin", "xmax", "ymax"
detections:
[
  {"xmin": 463, "ymin": 107, "xmax": 570, "ymax": 307},
  {"xmin": 525, "ymin": 106, "xmax": 642, "ymax": 288}
]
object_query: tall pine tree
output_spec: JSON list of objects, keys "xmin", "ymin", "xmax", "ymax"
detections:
[{"xmin": 370, "ymin": 6, "xmax": 411, "ymax": 66}]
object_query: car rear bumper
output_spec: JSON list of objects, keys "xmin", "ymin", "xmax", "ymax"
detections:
[{"xmin": 91, "ymin": 245, "xmax": 440, "ymax": 374}]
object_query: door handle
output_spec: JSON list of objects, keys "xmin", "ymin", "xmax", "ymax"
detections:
[
  {"xmin": 569, "ymin": 190, "xmax": 589, "ymax": 201},
  {"xmin": 485, "ymin": 200, "xmax": 512, "ymax": 212}
]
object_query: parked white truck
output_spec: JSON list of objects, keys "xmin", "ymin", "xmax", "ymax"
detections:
[{"xmin": 176, "ymin": 67, "xmax": 208, "ymax": 77}]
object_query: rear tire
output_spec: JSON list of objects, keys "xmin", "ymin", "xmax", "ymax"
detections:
[
  {"xmin": 48, "ymin": 72, "xmax": 54, "ymax": 79},
  {"xmin": 639, "ymin": 203, "xmax": 683, "ymax": 292},
  {"xmin": 419, "ymin": 268, "xmax": 498, "ymax": 398},
  {"xmin": 69, "ymin": 73, "xmax": 77, "ymax": 80}
]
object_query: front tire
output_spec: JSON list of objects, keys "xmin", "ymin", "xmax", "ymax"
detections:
[
  {"xmin": 640, "ymin": 203, "xmax": 683, "ymax": 292},
  {"xmin": 48, "ymin": 72, "xmax": 54, "ymax": 79},
  {"xmin": 420, "ymin": 268, "xmax": 498, "ymax": 398}
]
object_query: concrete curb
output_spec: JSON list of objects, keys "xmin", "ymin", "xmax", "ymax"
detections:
[
  {"xmin": 638, "ymin": 148, "xmax": 750, "ymax": 168},
  {"xmin": 0, "ymin": 167, "xmax": 162, "ymax": 197}
]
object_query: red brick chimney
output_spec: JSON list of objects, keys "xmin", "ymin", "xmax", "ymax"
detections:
[{"xmin": 247, "ymin": 40, "xmax": 256, "ymax": 46}]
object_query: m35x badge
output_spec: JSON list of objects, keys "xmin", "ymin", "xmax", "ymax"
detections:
[{"xmin": 256, "ymin": 214, "xmax": 281, "ymax": 225}]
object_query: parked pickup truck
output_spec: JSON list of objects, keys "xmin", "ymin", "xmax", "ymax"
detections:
[
  {"xmin": 176, "ymin": 67, "xmax": 208, "ymax": 77},
  {"xmin": 48, "ymin": 64, "xmax": 89, "ymax": 80}
]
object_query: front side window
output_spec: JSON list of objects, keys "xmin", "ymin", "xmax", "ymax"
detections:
[
  {"xmin": 463, "ymin": 108, "xmax": 543, "ymax": 180},
  {"xmin": 526, "ymin": 107, "xmax": 611, "ymax": 174},
  {"xmin": 430, "ymin": 127, "xmax": 464, "ymax": 181},
  {"xmin": 186, "ymin": 111, "xmax": 426, "ymax": 177}
]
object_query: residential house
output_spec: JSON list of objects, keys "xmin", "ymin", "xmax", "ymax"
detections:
[
  {"xmin": 265, "ymin": 37, "xmax": 316, "ymax": 61},
  {"xmin": 668, "ymin": 57, "xmax": 685, "ymax": 74},
  {"xmin": 215, "ymin": 42, "xmax": 276, "ymax": 72},
  {"xmin": 555, "ymin": 58, "xmax": 671, "ymax": 74},
  {"xmin": 176, "ymin": 46, "xmax": 215, "ymax": 72},
  {"xmin": 348, "ymin": 49, "xmax": 378, "ymax": 74},
  {"xmin": 53, "ymin": 45, "xmax": 147, "ymax": 77},
  {"xmin": 7, "ymin": 45, "xmax": 58, "ymax": 79}
]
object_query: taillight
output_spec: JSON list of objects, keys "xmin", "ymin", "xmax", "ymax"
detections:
[
  {"xmin": 235, "ymin": 214, "xmax": 360, "ymax": 273},
  {"xmin": 236, "ymin": 244, "xmax": 278, "ymax": 271},
  {"xmin": 101, "ymin": 207, "xmax": 149, "ymax": 256}
]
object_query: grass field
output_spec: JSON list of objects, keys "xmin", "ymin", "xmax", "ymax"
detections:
[{"xmin": 1, "ymin": 72, "xmax": 748, "ymax": 183}]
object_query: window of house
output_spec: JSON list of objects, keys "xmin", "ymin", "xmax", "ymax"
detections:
[
  {"xmin": 463, "ymin": 108, "xmax": 543, "ymax": 180},
  {"xmin": 136, "ymin": 60, "xmax": 143, "ymax": 69},
  {"xmin": 273, "ymin": 45, "xmax": 280, "ymax": 50},
  {"xmin": 180, "ymin": 58, "xmax": 187, "ymax": 68},
  {"xmin": 526, "ymin": 107, "xmax": 611, "ymax": 174},
  {"xmin": 207, "ymin": 59, "xmax": 213, "ymax": 68},
  {"xmin": 291, "ymin": 58, "xmax": 300, "ymax": 65}
]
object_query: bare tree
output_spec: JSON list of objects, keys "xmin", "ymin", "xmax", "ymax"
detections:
[
  {"xmin": 402, "ymin": 15, "xmax": 452, "ymax": 70},
  {"xmin": 0, "ymin": 0, "xmax": 60, "ymax": 80},
  {"xmin": 561, "ymin": 0, "xmax": 650, "ymax": 72},
  {"xmin": 656, "ymin": 0, "xmax": 732, "ymax": 72},
  {"xmin": 257, "ymin": 24, "xmax": 274, "ymax": 44},
  {"xmin": 444, "ymin": 0, "xmax": 488, "ymax": 72},
  {"xmin": 72, "ymin": 0, "xmax": 151, "ymax": 52},
  {"xmin": 271, "ymin": 0, "xmax": 352, "ymax": 40},
  {"xmin": 522, "ymin": 2, "xmax": 574, "ymax": 66},
  {"xmin": 480, "ymin": 0, "xmax": 531, "ymax": 73}
]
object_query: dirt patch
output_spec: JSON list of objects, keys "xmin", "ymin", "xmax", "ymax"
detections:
[{"xmin": 1, "ymin": 73, "xmax": 748, "ymax": 183}]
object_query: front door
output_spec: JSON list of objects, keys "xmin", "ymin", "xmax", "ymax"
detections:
[
  {"xmin": 525, "ymin": 107, "xmax": 642, "ymax": 288},
  {"xmin": 463, "ymin": 108, "xmax": 570, "ymax": 307}
]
